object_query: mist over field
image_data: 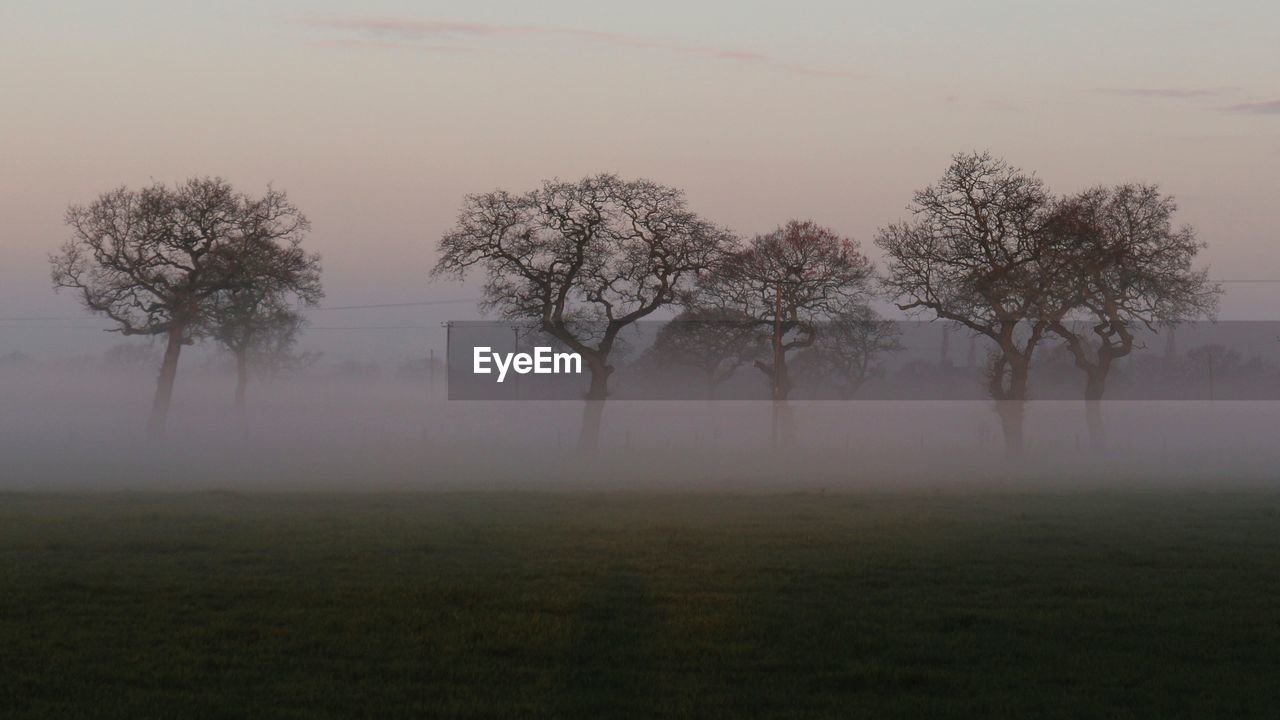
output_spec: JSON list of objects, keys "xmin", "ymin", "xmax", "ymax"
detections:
[
  {"xmin": 3, "ymin": 355, "xmax": 1278, "ymax": 492},
  {"xmin": 6, "ymin": 3, "xmax": 1280, "ymax": 717}
]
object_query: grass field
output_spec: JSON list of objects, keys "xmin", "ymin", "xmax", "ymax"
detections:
[{"xmin": 2, "ymin": 490, "xmax": 1280, "ymax": 719}]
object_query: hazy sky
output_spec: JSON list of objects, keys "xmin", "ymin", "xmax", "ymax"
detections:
[{"xmin": 3, "ymin": 0, "xmax": 1279, "ymax": 358}]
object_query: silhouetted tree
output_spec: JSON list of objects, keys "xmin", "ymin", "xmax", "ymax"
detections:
[
  {"xmin": 1185, "ymin": 343, "xmax": 1240, "ymax": 400},
  {"xmin": 694, "ymin": 220, "xmax": 874, "ymax": 446},
  {"xmin": 207, "ymin": 234, "xmax": 321, "ymax": 409},
  {"xmin": 877, "ymin": 153, "xmax": 1071, "ymax": 456},
  {"xmin": 1045, "ymin": 184, "xmax": 1220, "ymax": 447},
  {"xmin": 795, "ymin": 306, "xmax": 902, "ymax": 399},
  {"xmin": 210, "ymin": 284, "xmax": 320, "ymax": 410},
  {"xmin": 648, "ymin": 307, "xmax": 765, "ymax": 396},
  {"xmin": 51, "ymin": 178, "xmax": 313, "ymax": 435},
  {"xmin": 252, "ymin": 325, "xmax": 322, "ymax": 380},
  {"xmin": 433, "ymin": 174, "xmax": 733, "ymax": 451}
]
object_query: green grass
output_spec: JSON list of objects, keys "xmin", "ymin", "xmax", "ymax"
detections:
[{"xmin": 2, "ymin": 490, "xmax": 1280, "ymax": 719}]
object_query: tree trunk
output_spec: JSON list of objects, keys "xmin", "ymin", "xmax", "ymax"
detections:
[
  {"xmin": 771, "ymin": 400, "xmax": 796, "ymax": 452},
  {"xmin": 995, "ymin": 400, "xmax": 1025, "ymax": 459},
  {"xmin": 768, "ymin": 341, "xmax": 795, "ymax": 452},
  {"xmin": 147, "ymin": 324, "xmax": 186, "ymax": 437},
  {"xmin": 578, "ymin": 363, "xmax": 610, "ymax": 452},
  {"xmin": 994, "ymin": 359, "xmax": 1029, "ymax": 459},
  {"xmin": 234, "ymin": 349, "xmax": 249, "ymax": 412},
  {"xmin": 766, "ymin": 281, "xmax": 797, "ymax": 453},
  {"xmin": 1084, "ymin": 370, "xmax": 1107, "ymax": 451},
  {"xmin": 770, "ymin": 345, "xmax": 791, "ymax": 402}
]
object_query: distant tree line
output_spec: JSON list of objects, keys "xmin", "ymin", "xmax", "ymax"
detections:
[
  {"xmin": 436, "ymin": 155, "xmax": 1219, "ymax": 454},
  {"xmin": 52, "ymin": 154, "xmax": 1218, "ymax": 455}
]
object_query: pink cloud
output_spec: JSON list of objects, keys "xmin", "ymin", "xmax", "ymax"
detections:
[
  {"xmin": 1225, "ymin": 99, "xmax": 1280, "ymax": 115},
  {"xmin": 297, "ymin": 16, "xmax": 861, "ymax": 80},
  {"xmin": 1094, "ymin": 87, "xmax": 1226, "ymax": 99},
  {"xmin": 309, "ymin": 38, "xmax": 474, "ymax": 53}
]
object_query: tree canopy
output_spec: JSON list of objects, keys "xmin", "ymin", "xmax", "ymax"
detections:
[
  {"xmin": 433, "ymin": 173, "xmax": 733, "ymax": 448},
  {"xmin": 50, "ymin": 177, "xmax": 319, "ymax": 432}
]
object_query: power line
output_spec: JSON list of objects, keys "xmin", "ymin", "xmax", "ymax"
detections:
[
  {"xmin": 7, "ymin": 279, "xmax": 1280, "ymax": 326},
  {"xmin": 305, "ymin": 298, "xmax": 480, "ymax": 311},
  {"xmin": 12, "ymin": 280, "xmax": 1280, "ymax": 322},
  {"xmin": 0, "ymin": 324, "xmax": 442, "ymax": 331},
  {"xmin": 0, "ymin": 297, "xmax": 481, "ymax": 322},
  {"xmin": 306, "ymin": 326, "xmax": 439, "ymax": 330},
  {"xmin": 0, "ymin": 316, "xmax": 105, "ymax": 322}
]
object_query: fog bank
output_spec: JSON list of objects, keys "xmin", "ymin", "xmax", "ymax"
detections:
[{"xmin": 3, "ymin": 362, "xmax": 1278, "ymax": 492}]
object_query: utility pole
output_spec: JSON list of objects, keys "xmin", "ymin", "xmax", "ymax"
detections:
[
  {"xmin": 441, "ymin": 321, "xmax": 453, "ymax": 397},
  {"xmin": 512, "ymin": 325, "xmax": 522, "ymax": 400},
  {"xmin": 1207, "ymin": 350, "xmax": 1214, "ymax": 402}
]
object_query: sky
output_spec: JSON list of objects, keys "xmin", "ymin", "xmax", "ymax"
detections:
[{"xmin": 2, "ymin": 0, "xmax": 1279, "ymax": 360}]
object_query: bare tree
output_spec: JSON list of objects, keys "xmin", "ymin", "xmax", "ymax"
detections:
[
  {"xmin": 252, "ymin": 321, "xmax": 323, "ymax": 380},
  {"xmin": 795, "ymin": 306, "xmax": 902, "ymax": 399},
  {"xmin": 694, "ymin": 220, "xmax": 874, "ymax": 446},
  {"xmin": 647, "ymin": 307, "xmax": 765, "ymax": 397},
  {"xmin": 433, "ymin": 174, "xmax": 733, "ymax": 451},
  {"xmin": 50, "ymin": 178, "xmax": 312, "ymax": 435},
  {"xmin": 207, "ymin": 233, "xmax": 322, "ymax": 410},
  {"xmin": 209, "ymin": 283, "xmax": 321, "ymax": 410},
  {"xmin": 876, "ymin": 152, "xmax": 1071, "ymax": 456},
  {"xmin": 1044, "ymin": 184, "xmax": 1220, "ymax": 448},
  {"xmin": 1185, "ymin": 343, "xmax": 1239, "ymax": 400}
]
